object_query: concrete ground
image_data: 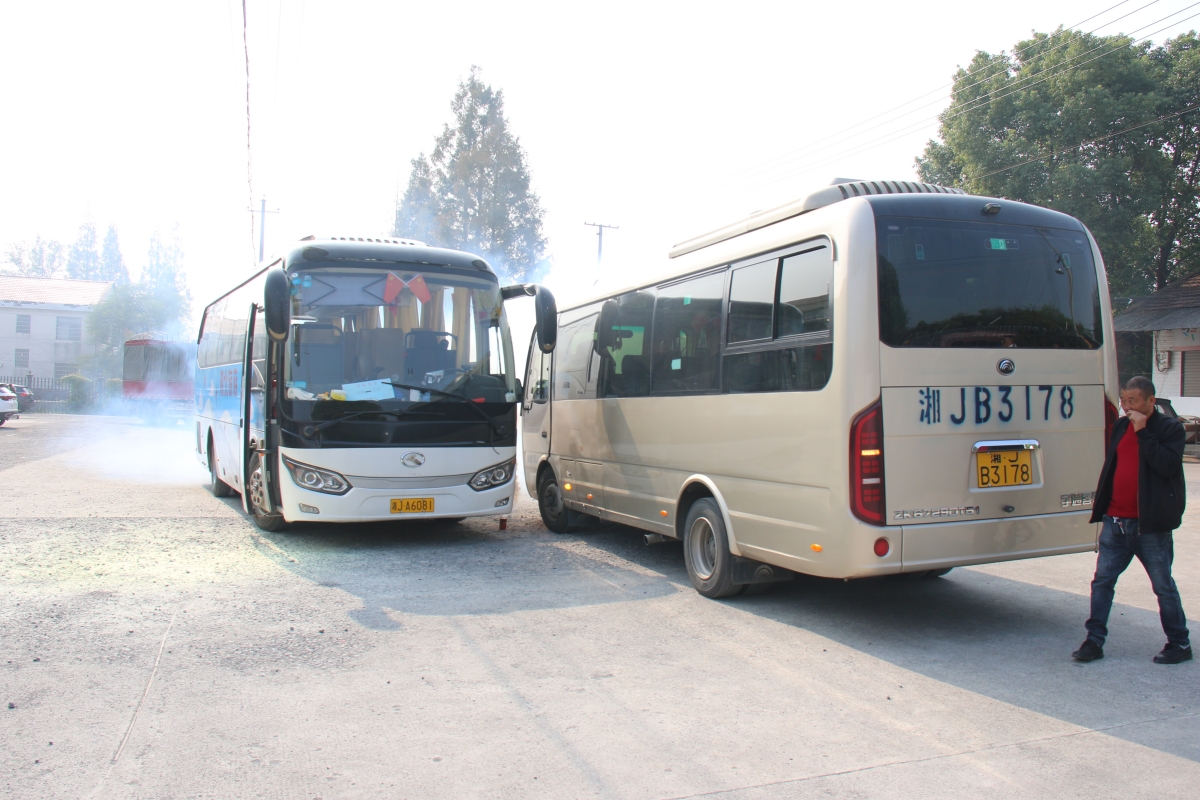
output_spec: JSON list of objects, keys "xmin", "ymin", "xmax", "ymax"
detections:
[{"xmin": 1, "ymin": 414, "xmax": 1197, "ymax": 800}]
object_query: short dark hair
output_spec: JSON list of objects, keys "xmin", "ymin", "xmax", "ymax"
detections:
[{"xmin": 1123, "ymin": 375, "xmax": 1156, "ymax": 398}]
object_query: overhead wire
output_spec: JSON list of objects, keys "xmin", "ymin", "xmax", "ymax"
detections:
[
  {"xmin": 242, "ymin": 0, "xmax": 256, "ymax": 261},
  {"xmin": 729, "ymin": 4, "xmax": 1200, "ymax": 195},
  {"xmin": 974, "ymin": 104, "xmax": 1200, "ymax": 179},
  {"xmin": 717, "ymin": 0, "xmax": 1160, "ymax": 188}
]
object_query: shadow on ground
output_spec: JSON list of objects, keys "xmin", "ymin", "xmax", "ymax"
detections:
[{"xmin": 230, "ymin": 488, "xmax": 1199, "ymax": 765}]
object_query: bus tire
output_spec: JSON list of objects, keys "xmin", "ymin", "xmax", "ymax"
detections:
[
  {"xmin": 537, "ymin": 470, "xmax": 570, "ymax": 534},
  {"xmin": 208, "ymin": 439, "xmax": 234, "ymax": 498},
  {"xmin": 248, "ymin": 452, "xmax": 287, "ymax": 532},
  {"xmin": 925, "ymin": 568, "xmax": 954, "ymax": 578},
  {"xmin": 683, "ymin": 498, "xmax": 740, "ymax": 599}
]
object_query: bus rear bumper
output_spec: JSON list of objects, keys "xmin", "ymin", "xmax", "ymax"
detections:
[
  {"xmin": 277, "ymin": 478, "xmax": 515, "ymax": 523},
  {"xmin": 898, "ymin": 509, "xmax": 1099, "ymax": 572}
]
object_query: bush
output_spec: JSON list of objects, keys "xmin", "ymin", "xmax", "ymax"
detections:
[{"xmin": 60, "ymin": 374, "xmax": 94, "ymax": 411}]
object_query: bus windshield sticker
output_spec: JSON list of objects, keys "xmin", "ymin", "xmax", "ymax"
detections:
[{"xmin": 341, "ymin": 380, "xmax": 397, "ymax": 402}]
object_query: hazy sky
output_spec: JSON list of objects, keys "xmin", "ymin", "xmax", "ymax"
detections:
[{"xmin": 1, "ymin": 0, "xmax": 1197, "ymax": 328}]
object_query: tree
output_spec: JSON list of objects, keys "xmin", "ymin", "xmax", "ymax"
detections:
[
  {"xmin": 916, "ymin": 30, "xmax": 1200, "ymax": 295},
  {"xmin": 67, "ymin": 222, "xmax": 101, "ymax": 280},
  {"xmin": 4, "ymin": 236, "xmax": 65, "ymax": 277},
  {"xmin": 142, "ymin": 228, "xmax": 191, "ymax": 329},
  {"xmin": 99, "ymin": 224, "xmax": 130, "ymax": 284},
  {"xmin": 395, "ymin": 67, "xmax": 547, "ymax": 281},
  {"xmin": 86, "ymin": 283, "xmax": 173, "ymax": 357}
]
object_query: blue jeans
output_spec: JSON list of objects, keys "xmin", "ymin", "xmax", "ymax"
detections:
[{"xmin": 1086, "ymin": 516, "xmax": 1190, "ymax": 648}]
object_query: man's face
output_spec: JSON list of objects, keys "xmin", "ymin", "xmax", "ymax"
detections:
[{"xmin": 1120, "ymin": 388, "xmax": 1156, "ymax": 418}]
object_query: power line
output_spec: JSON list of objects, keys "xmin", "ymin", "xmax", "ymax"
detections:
[
  {"xmin": 975, "ymin": 103, "xmax": 1200, "ymax": 179},
  {"xmin": 242, "ymin": 0, "xmax": 255, "ymax": 261},
  {"xmin": 718, "ymin": 0, "xmax": 1160, "ymax": 188},
  {"xmin": 730, "ymin": 5, "xmax": 1200, "ymax": 195}
]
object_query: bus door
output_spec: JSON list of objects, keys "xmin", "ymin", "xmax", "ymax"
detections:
[
  {"xmin": 521, "ymin": 329, "xmax": 553, "ymax": 496},
  {"xmin": 240, "ymin": 304, "xmax": 269, "ymax": 514}
]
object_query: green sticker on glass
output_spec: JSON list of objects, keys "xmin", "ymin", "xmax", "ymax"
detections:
[
  {"xmin": 684, "ymin": 297, "xmax": 691, "ymax": 305},
  {"xmin": 989, "ymin": 238, "xmax": 1007, "ymax": 250}
]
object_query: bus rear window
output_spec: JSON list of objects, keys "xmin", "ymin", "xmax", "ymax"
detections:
[{"xmin": 876, "ymin": 216, "xmax": 1103, "ymax": 349}]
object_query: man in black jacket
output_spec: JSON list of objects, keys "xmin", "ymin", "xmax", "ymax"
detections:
[{"xmin": 1073, "ymin": 376, "xmax": 1191, "ymax": 664}]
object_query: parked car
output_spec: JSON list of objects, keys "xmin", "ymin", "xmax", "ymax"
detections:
[
  {"xmin": 2, "ymin": 383, "xmax": 33, "ymax": 412},
  {"xmin": 0, "ymin": 385, "xmax": 19, "ymax": 425}
]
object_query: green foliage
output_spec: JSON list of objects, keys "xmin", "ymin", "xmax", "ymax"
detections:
[
  {"xmin": 67, "ymin": 222, "xmax": 101, "ymax": 280},
  {"xmin": 395, "ymin": 66, "xmax": 547, "ymax": 281},
  {"xmin": 100, "ymin": 225, "xmax": 129, "ymax": 284},
  {"xmin": 4, "ymin": 235, "xmax": 65, "ymax": 277},
  {"xmin": 59, "ymin": 373, "xmax": 93, "ymax": 410},
  {"xmin": 916, "ymin": 30, "xmax": 1200, "ymax": 295},
  {"xmin": 141, "ymin": 228, "xmax": 190, "ymax": 327},
  {"xmin": 86, "ymin": 284, "xmax": 173, "ymax": 357}
]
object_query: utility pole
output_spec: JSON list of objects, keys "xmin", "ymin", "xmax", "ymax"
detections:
[
  {"xmin": 250, "ymin": 196, "xmax": 280, "ymax": 263},
  {"xmin": 583, "ymin": 222, "xmax": 619, "ymax": 265}
]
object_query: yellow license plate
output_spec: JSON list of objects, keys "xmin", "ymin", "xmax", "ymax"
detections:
[
  {"xmin": 391, "ymin": 498, "xmax": 435, "ymax": 513},
  {"xmin": 976, "ymin": 450, "xmax": 1033, "ymax": 488}
]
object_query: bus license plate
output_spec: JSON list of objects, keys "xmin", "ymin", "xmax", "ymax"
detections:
[
  {"xmin": 391, "ymin": 498, "xmax": 435, "ymax": 513},
  {"xmin": 976, "ymin": 450, "xmax": 1033, "ymax": 488}
]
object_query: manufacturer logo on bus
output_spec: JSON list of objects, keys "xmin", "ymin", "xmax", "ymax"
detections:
[
  {"xmin": 402, "ymin": 452, "xmax": 426, "ymax": 468},
  {"xmin": 997, "ymin": 359, "xmax": 1016, "ymax": 376}
]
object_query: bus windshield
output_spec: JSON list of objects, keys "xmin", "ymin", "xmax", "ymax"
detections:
[
  {"xmin": 876, "ymin": 216, "xmax": 1103, "ymax": 349},
  {"xmin": 283, "ymin": 263, "xmax": 516, "ymax": 410}
]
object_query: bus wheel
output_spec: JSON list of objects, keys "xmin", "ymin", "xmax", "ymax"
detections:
[
  {"xmin": 925, "ymin": 568, "xmax": 954, "ymax": 578},
  {"xmin": 683, "ymin": 499, "xmax": 739, "ymax": 598},
  {"xmin": 208, "ymin": 441, "xmax": 234, "ymax": 498},
  {"xmin": 248, "ymin": 452, "xmax": 287, "ymax": 532},
  {"xmin": 537, "ymin": 470, "xmax": 570, "ymax": 534}
]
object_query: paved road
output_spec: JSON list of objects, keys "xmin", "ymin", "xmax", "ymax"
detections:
[{"xmin": 2, "ymin": 414, "xmax": 1197, "ymax": 799}]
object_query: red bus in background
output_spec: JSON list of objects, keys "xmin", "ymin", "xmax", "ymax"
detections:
[{"xmin": 123, "ymin": 334, "xmax": 194, "ymax": 424}]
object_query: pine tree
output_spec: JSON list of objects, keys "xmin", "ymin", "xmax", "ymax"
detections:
[
  {"xmin": 99, "ymin": 225, "xmax": 129, "ymax": 284},
  {"xmin": 142, "ymin": 228, "xmax": 191, "ymax": 335},
  {"xmin": 4, "ymin": 236, "xmax": 65, "ymax": 277},
  {"xmin": 395, "ymin": 67, "xmax": 547, "ymax": 281},
  {"xmin": 66, "ymin": 222, "xmax": 101, "ymax": 280}
]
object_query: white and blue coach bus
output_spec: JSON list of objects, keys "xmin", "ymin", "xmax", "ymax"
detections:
[{"xmin": 195, "ymin": 236, "xmax": 556, "ymax": 531}]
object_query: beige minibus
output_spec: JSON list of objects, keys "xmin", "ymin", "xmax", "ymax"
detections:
[{"xmin": 520, "ymin": 180, "xmax": 1117, "ymax": 597}]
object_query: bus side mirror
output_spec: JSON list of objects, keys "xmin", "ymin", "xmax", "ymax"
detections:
[
  {"xmin": 264, "ymin": 268, "xmax": 291, "ymax": 341},
  {"xmin": 501, "ymin": 283, "xmax": 556, "ymax": 353},
  {"xmin": 534, "ymin": 286, "xmax": 557, "ymax": 353}
]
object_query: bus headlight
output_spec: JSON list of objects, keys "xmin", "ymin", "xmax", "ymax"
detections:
[
  {"xmin": 469, "ymin": 458, "xmax": 515, "ymax": 491},
  {"xmin": 282, "ymin": 455, "xmax": 351, "ymax": 495}
]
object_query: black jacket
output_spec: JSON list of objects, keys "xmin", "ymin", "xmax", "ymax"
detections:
[{"xmin": 1090, "ymin": 410, "xmax": 1186, "ymax": 532}]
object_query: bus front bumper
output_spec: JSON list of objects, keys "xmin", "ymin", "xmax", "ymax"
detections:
[{"xmin": 277, "ymin": 477, "xmax": 515, "ymax": 523}]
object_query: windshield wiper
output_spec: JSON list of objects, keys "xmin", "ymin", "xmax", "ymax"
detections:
[{"xmin": 386, "ymin": 382, "xmax": 509, "ymax": 438}]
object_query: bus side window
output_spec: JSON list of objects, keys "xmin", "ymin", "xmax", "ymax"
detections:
[
  {"xmin": 728, "ymin": 260, "xmax": 777, "ymax": 343},
  {"xmin": 650, "ymin": 271, "xmax": 724, "ymax": 394},
  {"xmin": 524, "ymin": 334, "xmax": 551, "ymax": 405},
  {"xmin": 598, "ymin": 290, "xmax": 655, "ymax": 398},
  {"xmin": 777, "ymin": 245, "xmax": 831, "ymax": 337}
]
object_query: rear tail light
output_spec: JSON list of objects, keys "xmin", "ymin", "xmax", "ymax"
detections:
[
  {"xmin": 850, "ymin": 399, "xmax": 885, "ymax": 525},
  {"xmin": 873, "ymin": 537, "xmax": 890, "ymax": 557},
  {"xmin": 1104, "ymin": 396, "xmax": 1118, "ymax": 448}
]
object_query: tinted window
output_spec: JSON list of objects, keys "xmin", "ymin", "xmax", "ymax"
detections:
[
  {"xmin": 651, "ymin": 272, "xmax": 723, "ymax": 394},
  {"xmin": 728, "ymin": 260, "xmax": 775, "ymax": 343},
  {"xmin": 877, "ymin": 216, "xmax": 1102, "ymax": 349},
  {"xmin": 524, "ymin": 334, "xmax": 551, "ymax": 404},
  {"xmin": 724, "ymin": 344, "xmax": 832, "ymax": 393},
  {"xmin": 778, "ymin": 246, "xmax": 831, "ymax": 337},
  {"xmin": 598, "ymin": 290, "xmax": 655, "ymax": 398}
]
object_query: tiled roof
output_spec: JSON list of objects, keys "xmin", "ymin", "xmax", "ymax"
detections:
[{"xmin": 0, "ymin": 275, "xmax": 113, "ymax": 306}]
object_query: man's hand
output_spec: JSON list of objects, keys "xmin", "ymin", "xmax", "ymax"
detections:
[{"xmin": 1128, "ymin": 409, "xmax": 1150, "ymax": 431}]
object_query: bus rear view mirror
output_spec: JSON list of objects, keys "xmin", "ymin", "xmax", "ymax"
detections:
[
  {"xmin": 534, "ymin": 286, "xmax": 557, "ymax": 353},
  {"xmin": 264, "ymin": 268, "xmax": 291, "ymax": 341}
]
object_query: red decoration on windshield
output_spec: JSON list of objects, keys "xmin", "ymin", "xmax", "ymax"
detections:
[{"xmin": 384, "ymin": 272, "xmax": 433, "ymax": 305}]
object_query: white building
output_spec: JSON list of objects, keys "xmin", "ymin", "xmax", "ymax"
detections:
[
  {"xmin": 1114, "ymin": 274, "xmax": 1200, "ymax": 415},
  {"xmin": 0, "ymin": 275, "xmax": 113, "ymax": 380}
]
